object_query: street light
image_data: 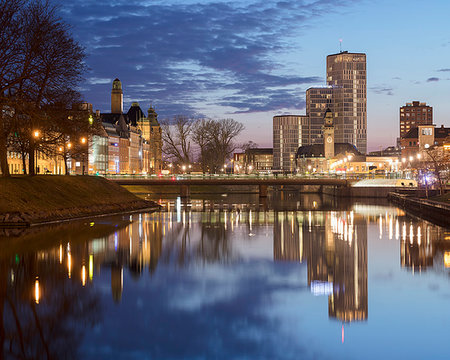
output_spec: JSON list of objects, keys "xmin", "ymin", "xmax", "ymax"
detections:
[
  {"xmin": 32, "ymin": 130, "xmax": 40, "ymax": 174},
  {"xmin": 80, "ymin": 137, "xmax": 87, "ymax": 175}
]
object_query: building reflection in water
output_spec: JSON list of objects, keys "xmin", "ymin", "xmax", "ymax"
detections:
[
  {"xmin": 1, "ymin": 197, "xmax": 448, "ymax": 357},
  {"xmin": 274, "ymin": 209, "xmax": 368, "ymax": 322},
  {"xmin": 399, "ymin": 218, "xmax": 449, "ymax": 273}
]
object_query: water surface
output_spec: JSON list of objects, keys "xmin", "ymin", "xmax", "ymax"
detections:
[{"xmin": 1, "ymin": 193, "xmax": 449, "ymax": 359}]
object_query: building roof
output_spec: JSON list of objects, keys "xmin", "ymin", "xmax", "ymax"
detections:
[
  {"xmin": 101, "ymin": 113, "xmax": 128, "ymax": 125},
  {"xmin": 246, "ymin": 148, "xmax": 273, "ymax": 155},
  {"xmin": 127, "ymin": 103, "xmax": 145, "ymax": 127},
  {"xmin": 327, "ymin": 51, "xmax": 366, "ymax": 57},
  {"xmin": 403, "ymin": 125, "xmax": 450, "ymax": 139},
  {"xmin": 436, "ymin": 126, "xmax": 450, "ymax": 138},
  {"xmin": 273, "ymin": 114, "xmax": 306, "ymax": 118},
  {"xmin": 296, "ymin": 143, "xmax": 360, "ymax": 158}
]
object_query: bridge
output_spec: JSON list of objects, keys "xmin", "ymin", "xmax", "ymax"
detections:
[{"xmin": 109, "ymin": 175, "xmax": 350, "ymax": 198}]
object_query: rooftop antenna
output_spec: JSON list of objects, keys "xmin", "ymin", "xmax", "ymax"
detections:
[{"xmin": 339, "ymin": 39, "xmax": 343, "ymax": 53}]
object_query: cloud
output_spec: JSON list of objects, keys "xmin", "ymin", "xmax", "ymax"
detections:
[
  {"xmin": 370, "ymin": 85, "xmax": 394, "ymax": 96},
  {"xmin": 427, "ymin": 77, "xmax": 439, "ymax": 82},
  {"xmin": 437, "ymin": 68, "xmax": 450, "ymax": 72},
  {"xmin": 82, "ymin": 261, "xmax": 313, "ymax": 359},
  {"xmin": 58, "ymin": 0, "xmax": 358, "ymax": 117}
]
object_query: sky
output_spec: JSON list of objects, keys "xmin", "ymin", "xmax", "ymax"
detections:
[{"xmin": 58, "ymin": 0, "xmax": 450, "ymax": 151}]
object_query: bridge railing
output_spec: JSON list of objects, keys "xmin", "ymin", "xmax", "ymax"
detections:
[{"xmin": 103, "ymin": 172, "xmax": 409, "ymax": 181}]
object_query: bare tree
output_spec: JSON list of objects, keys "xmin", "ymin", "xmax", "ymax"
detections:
[
  {"xmin": 191, "ymin": 118, "xmax": 214, "ymax": 172},
  {"xmin": 420, "ymin": 145, "xmax": 450, "ymax": 196},
  {"xmin": 189, "ymin": 118, "xmax": 244, "ymax": 173},
  {"xmin": 207, "ymin": 118, "xmax": 244, "ymax": 172},
  {"xmin": 161, "ymin": 115, "xmax": 193, "ymax": 164},
  {"xmin": 0, "ymin": 0, "xmax": 86, "ymax": 176}
]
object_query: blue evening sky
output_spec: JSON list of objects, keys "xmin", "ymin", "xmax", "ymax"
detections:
[{"xmin": 59, "ymin": 0, "xmax": 450, "ymax": 151}]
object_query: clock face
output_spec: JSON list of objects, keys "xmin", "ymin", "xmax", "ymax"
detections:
[{"xmin": 326, "ymin": 136, "xmax": 332, "ymax": 143}]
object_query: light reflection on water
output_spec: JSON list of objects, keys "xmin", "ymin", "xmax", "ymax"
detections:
[{"xmin": 0, "ymin": 194, "xmax": 449, "ymax": 359}]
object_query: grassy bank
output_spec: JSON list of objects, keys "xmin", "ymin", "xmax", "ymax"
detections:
[
  {"xmin": 0, "ymin": 176, "xmax": 159, "ymax": 225},
  {"xmin": 430, "ymin": 192, "xmax": 450, "ymax": 204}
]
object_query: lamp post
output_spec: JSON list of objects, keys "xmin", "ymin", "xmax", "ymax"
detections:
[
  {"xmin": 33, "ymin": 130, "xmax": 40, "ymax": 175},
  {"xmin": 81, "ymin": 137, "xmax": 87, "ymax": 175}
]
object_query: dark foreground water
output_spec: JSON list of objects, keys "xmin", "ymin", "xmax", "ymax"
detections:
[{"xmin": 0, "ymin": 193, "xmax": 449, "ymax": 359}]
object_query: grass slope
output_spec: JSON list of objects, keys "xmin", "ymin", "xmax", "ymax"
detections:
[{"xmin": 0, "ymin": 176, "xmax": 145, "ymax": 213}]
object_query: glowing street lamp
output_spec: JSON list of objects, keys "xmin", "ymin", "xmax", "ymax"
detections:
[
  {"xmin": 33, "ymin": 130, "xmax": 40, "ymax": 138},
  {"xmin": 80, "ymin": 137, "xmax": 87, "ymax": 175},
  {"xmin": 34, "ymin": 278, "xmax": 40, "ymax": 304}
]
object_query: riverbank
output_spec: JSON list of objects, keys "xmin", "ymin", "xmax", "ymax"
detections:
[
  {"xmin": 388, "ymin": 192, "xmax": 450, "ymax": 227},
  {"xmin": 0, "ymin": 176, "xmax": 160, "ymax": 227}
]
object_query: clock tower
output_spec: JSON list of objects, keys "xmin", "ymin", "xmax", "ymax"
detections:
[
  {"xmin": 323, "ymin": 108, "xmax": 334, "ymax": 159},
  {"xmin": 111, "ymin": 78, "xmax": 123, "ymax": 114}
]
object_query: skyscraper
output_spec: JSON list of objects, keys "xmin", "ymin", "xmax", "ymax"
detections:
[
  {"xmin": 306, "ymin": 87, "xmax": 333, "ymax": 144},
  {"xmin": 326, "ymin": 52, "xmax": 367, "ymax": 154},
  {"xmin": 399, "ymin": 101, "xmax": 433, "ymax": 138},
  {"xmin": 273, "ymin": 115, "xmax": 308, "ymax": 171}
]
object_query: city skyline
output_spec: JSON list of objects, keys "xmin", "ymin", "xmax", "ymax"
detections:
[{"xmin": 59, "ymin": 0, "xmax": 450, "ymax": 151}]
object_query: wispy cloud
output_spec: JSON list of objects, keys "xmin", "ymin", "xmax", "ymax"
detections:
[
  {"xmin": 427, "ymin": 77, "xmax": 439, "ymax": 82},
  {"xmin": 370, "ymin": 85, "xmax": 394, "ymax": 96},
  {"xmin": 437, "ymin": 68, "xmax": 450, "ymax": 72},
  {"xmin": 58, "ymin": 0, "xmax": 359, "ymax": 117}
]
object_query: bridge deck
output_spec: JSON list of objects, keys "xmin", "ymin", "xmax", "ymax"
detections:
[{"xmin": 110, "ymin": 177, "xmax": 350, "ymax": 187}]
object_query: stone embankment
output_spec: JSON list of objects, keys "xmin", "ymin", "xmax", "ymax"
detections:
[{"xmin": 388, "ymin": 192, "xmax": 450, "ymax": 227}]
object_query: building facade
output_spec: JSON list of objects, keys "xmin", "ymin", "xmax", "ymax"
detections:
[
  {"xmin": 273, "ymin": 115, "xmax": 308, "ymax": 171},
  {"xmin": 400, "ymin": 101, "xmax": 432, "ymax": 138},
  {"xmin": 401, "ymin": 124, "xmax": 450, "ymax": 158},
  {"xmin": 306, "ymin": 87, "xmax": 333, "ymax": 145},
  {"xmin": 100, "ymin": 79, "xmax": 162, "ymax": 174},
  {"xmin": 326, "ymin": 52, "xmax": 367, "ymax": 154},
  {"xmin": 245, "ymin": 148, "xmax": 273, "ymax": 172}
]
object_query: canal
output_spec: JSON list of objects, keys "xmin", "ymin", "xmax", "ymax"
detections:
[{"xmin": 0, "ymin": 192, "xmax": 449, "ymax": 359}]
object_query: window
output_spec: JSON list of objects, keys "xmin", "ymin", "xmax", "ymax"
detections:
[{"xmin": 421, "ymin": 128, "xmax": 432, "ymax": 135}]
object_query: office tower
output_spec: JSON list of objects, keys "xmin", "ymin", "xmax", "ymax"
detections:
[
  {"xmin": 326, "ymin": 52, "xmax": 367, "ymax": 154},
  {"xmin": 399, "ymin": 101, "xmax": 433, "ymax": 138},
  {"xmin": 306, "ymin": 87, "xmax": 333, "ymax": 144},
  {"xmin": 273, "ymin": 115, "xmax": 308, "ymax": 171}
]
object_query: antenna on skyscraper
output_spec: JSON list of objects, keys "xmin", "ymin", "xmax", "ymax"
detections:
[{"xmin": 339, "ymin": 39, "xmax": 343, "ymax": 53}]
